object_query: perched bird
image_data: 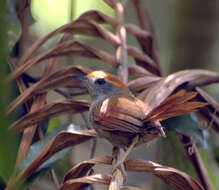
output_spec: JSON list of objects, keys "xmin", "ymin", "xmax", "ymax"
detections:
[{"xmin": 73, "ymin": 71, "xmax": 206, "ymax": 172}]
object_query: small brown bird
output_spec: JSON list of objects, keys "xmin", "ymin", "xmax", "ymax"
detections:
[{"xmin": 73, "ymin": 71, "xmax": 206, "ymax": 172}]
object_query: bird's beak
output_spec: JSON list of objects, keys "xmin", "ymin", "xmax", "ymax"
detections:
[{"xmin": 72, "ymin": 74, "xmax": 88, "ymax": 82}]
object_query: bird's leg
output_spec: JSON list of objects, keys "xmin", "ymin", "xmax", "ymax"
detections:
[{"xmin": 112, "ymin": 135, "xmax": 139, "ymax": 174}]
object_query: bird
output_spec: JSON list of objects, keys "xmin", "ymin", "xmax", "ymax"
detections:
[{"xmin": 72, "ymin": 70, "xmax": 207, "ymax": 173}]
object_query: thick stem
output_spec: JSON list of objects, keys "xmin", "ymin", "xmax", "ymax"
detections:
[{"xmin": 109, "ymin": 147, "xmax": 125, "ymax": 190}]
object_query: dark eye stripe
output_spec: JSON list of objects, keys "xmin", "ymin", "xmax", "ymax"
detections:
[{"xmin": 95, "ymin": 78, "xmax": 106, "ymax": 85}]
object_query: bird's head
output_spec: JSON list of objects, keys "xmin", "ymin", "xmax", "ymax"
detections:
[{"xmin": 73, "ymin": 71, "xmax": 128, "ymax": 102}]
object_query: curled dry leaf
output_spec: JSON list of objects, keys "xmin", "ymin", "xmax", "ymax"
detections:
[
  {"xmin": 10, "ymin": 99, "xmax": 90, "ymax": 133},
  {"xmin": 14, "ymin": 10, "xmax": 118, "ymax": 68},
  {"xmin": 60, "ymin": 174, "xmax": 111, "ymax": 190},
  {"xmin": 195, "ymin": 87, "xmax": 219, "ymax": 133},
  {"xmin": 63, "ymin": 155, "xmax": 112, "ymax": 182},
  {"xmin": 9, "ymin": 9, "xmax": 159, "ymax": 81},
  {"xmin": 140, "ymin": 69, "xmax": 218, "ymax": 115},
  {"xmin": 125, "ymin": 159, "xmax": 204, "ymax": 190},
  {"xmin": 77, "ymin": 10, "xmax": 118, "ymax": 26},
  {"xmin": 9, "ymin": 10, "xmax": 119, "ymax": 81},
  {"xmin": 127, "ymin": 46, "xmax": 158, "ymax": 74},
  {"xmin": 87, "ymin": 20, "xmax": 120, "ymax": 47},
  {"xmin": 128, "ymin": 65, "xmax": 154, "ymax": 77},
  {"xmin": 128, "ymin": 75, "xmax": 161, "ymax": 92},
  {"xmin": 125, "ymin": 24, "xmax": 153, "ymax": 60},
  {"xmin": 8, "ymin": 65, "xmax": 91, "ymax": 113},
  {"xmin": 61, "ymin": 155, "xmax": 203, "ymax": 190},
  {"xmin": 10, "ymin": 130, "xmax": 98, "ymax": 189},
  {"xmin": 9, "ymin": 40, "xmax": 117, "ymax": 81},
  {"xmin": 186, "ymin": 74, "xmax": 219, "ymax": 90}
]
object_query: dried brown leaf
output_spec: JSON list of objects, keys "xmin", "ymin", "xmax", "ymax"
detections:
[
  {"xmin": 125, "ymin": 159, "xmax": 204, "ymax": 190},
  {"xmin": 9, "ymin": 40, "xmax": 116, "ymax": 81},
  {"xmin": 13, "ymin": 11, "xmax": 118, "ymax": 70},
  {"xmin": 196, "ymin": 88, "xmax": 219, "ymax": 112},
  {"xmin": 60, "ymin": 174, "xmax": 111, "ymax": 190},
  {"xmin": 9, "ymin": 11, "xmax": 162, "ymax": 82},
  {"xmin": 15, "ymin": 95, "xmax": 46, "ymax": 165},
  {"xmin": 127, "ymin": 46, "xmax": 158, "ymax": 74},
  {"xmin": 128, "ymin": 65, "xmax": 154, "ymax": 77},
  {"xmin": 8, "ymin": 65, "xmax": 91, "ymax": 113},
  {"xmin": 186, "ymin": 75, "xmax": 219, "ymax": 90},
  {"xmin": 128, "ymin": 75, "xmax": 161, "ymax": 92},
  {"xmin": 9, "ymin": 130, "xmax": 98, "ymax": 189},
  {"xmin": 10, "ymin": 99, "xmax": 90, "ymax": 133},
  {"xmin": 77, "ymin": 10, "xmax": 118, "ymax": 26},
  {"xmin": 196, "ymin": 87, "xmax": 219, "ymax": 132},
  {"xmin": 88, "ymin": 20, "xmax": 120, "ymax": 46},
  {"xmin": 12, "ymin": 30, "xmax": 72, "ymax": 175},
  {"xmin": 140, "ymin": 69, "xmax": 218, "ymax": 115},
  {"xmin": 63, "ymin": 155, "xmax": 112, "ymax": 182},
  {"xmin": 63, "ymin": 155, "xmax": 204, "ymax": 190},
  {"xmin": 125, "ymin": 24, "xmax": 152, "ymax": 57}
]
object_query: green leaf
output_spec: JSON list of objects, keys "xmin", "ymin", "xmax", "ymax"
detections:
[
  {"xmin": 19, "ymin": 123, "xmax": 85, "ymax": 182},
  {"xmin": 199, "ymin": 149, "xmax": 219, "ymax": 189},
  {"xmin": 0, "ymin": 0, "xmax": 18, "ymax": 184},
  {"xmin": 47, "ymin": 117, "xmax": 61, "ymax": 133},
  {"xmin": 162, "ymin": 113, "xmax": 210, "ymax": 150},
  {"xmin": 213, "ymin": 147, "xmax": 219, "ymax": 165},
  {"xmin": 5, "ymin": 0, "xmax": 21, "ymax": 57}
]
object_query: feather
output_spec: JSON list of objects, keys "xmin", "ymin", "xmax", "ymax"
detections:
[
  {"xmin": 87, "ymin": 71, "xmax": 127, "ymax": 88},
  {"xmin": 92, "ymin": 95, "xmax": 146, "ymax": 133},
  {"xmin": 144, "ymin": 90, "xmax": 208, "ymax": 122}
]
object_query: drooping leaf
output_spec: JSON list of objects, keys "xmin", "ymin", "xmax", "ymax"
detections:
[
  {"xmin": 9, "ymin": 130, "xmax": 97, "ymax": 189},
  {"xmin": 19, "ymin": 123, "xmax": 69, "ymax": 172},
  {"xmin": 162, "ymin": 114, "xmax": 210, "ymax": 149},
  {"xmin": 125, "ymin": 159, "xmax": 204, "ymax": 190},
  {"xmin": 60, "ymin": 155, "xmax": 204, "ymax": 190},
  {"xmin": 140, "ymin": 69, "xmax": 218, "ymax": 114},
  {"xmin": 10, "ymin": 99, "xmax": 90, "ymax": 133},
  {"xmin": 8, "ymin": 65, "xmax": 91, "ymax": 112},
  {"xmin": 19, "ymin": 124, "xmax": 71, "ymax": 180}
]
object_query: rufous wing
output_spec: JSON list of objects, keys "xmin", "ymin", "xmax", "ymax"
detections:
[
  {"xmin": 92, "ymin": 95, "xmax": 146, "ymax": 133},
  {"xmin": 144, "ymin": 90, "xmax": 207, "ymax": 122}
]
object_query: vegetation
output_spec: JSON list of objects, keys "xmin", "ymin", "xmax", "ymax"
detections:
[{"xmin": 1, "ymin": 0, "xmax": 219, "ymax": 190}]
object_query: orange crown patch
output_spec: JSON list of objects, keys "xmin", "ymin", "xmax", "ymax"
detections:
[{"xmin": 87, "ymin": 71, "xmax": 127, "ymax": 88}]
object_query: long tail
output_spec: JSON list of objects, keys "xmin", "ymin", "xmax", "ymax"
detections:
[{"xmin": 144, "ymin": 90, "xmax": 207, "ymax": 122}]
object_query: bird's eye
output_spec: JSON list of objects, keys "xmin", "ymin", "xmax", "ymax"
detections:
[{"xmin": 95, "ymin": 78, "xmax": 106, "ymax": 85}]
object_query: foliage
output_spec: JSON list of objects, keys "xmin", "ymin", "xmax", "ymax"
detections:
[{"xmin": 1, "ymin": 0, "xmax": 219, "ymax": 190}]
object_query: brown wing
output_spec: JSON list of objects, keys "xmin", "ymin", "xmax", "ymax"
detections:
[
  {"xmin": 144, "ymin": 90, "xmax": 207, "ymax": 122},
  {"xmin": 92, "ymin": 95, "xmax": 147, "ymax": 133}
]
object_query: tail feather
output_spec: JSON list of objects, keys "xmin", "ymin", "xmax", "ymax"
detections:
[{"xmin": 144, "ymin": 90, "xmax": 207, "ymax": 122}]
